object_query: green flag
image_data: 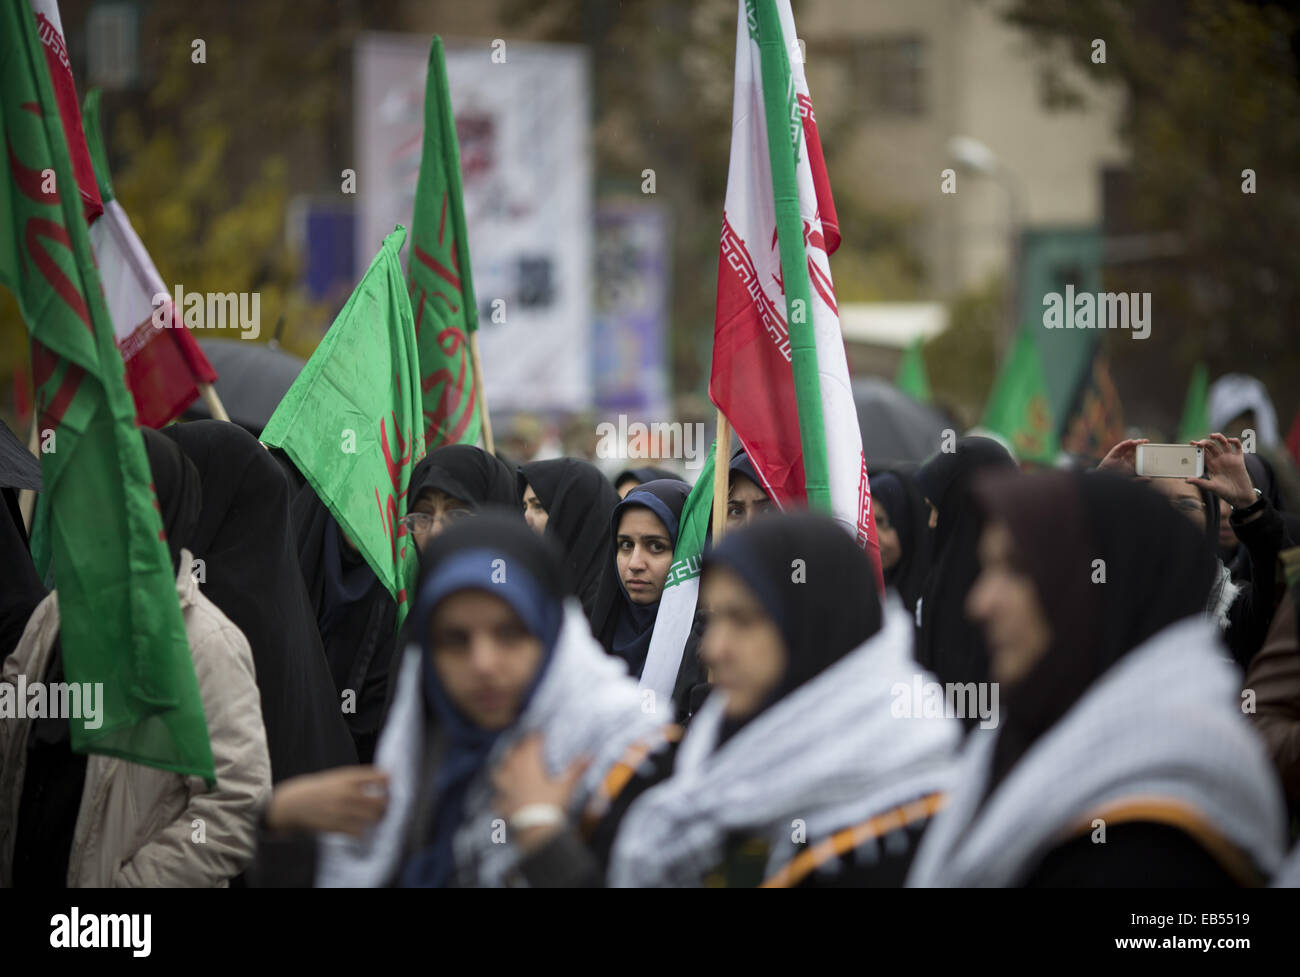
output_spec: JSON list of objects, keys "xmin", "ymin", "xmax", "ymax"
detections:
[
  {"xmin": 408, "ymin": 36, "xmax": 482, "ymax": 450},
  {"xmin": 639, "ymin": 443, "xmax": 715, "ymax": 703},
  {"xmin": 2, "ymin": 4, "xmax": 213, "ymax": 782},
  {"xmin": 981, "ymin": 328, "xmax": 1058, "ymax": 464},
  {"xmin": 1177, "ymin": 362, "xmax": 1210, "ymax": 443},
  {"xmin": 896, "ymin": 336, "xmax": 932, "ymax": 403},
  {"xmin": 262, "ymin": 227, "xmax": 424, "ymax": 627}
]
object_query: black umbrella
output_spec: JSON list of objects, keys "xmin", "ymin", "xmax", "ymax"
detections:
[
  {"xmin": 0, "ymin": 417, "xmax": 40, "ymax": 491},
  {"xmin": 853, "ymin": 377, "xmax": 952, "ymax": 464},
  {"xmin": 183, "ymin": 338, "xmax": 305, "ymax": 436}
]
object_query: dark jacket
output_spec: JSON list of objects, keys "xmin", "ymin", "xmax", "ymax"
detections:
[
  {"xmin": 1245, "ymin": 588, "xmax": 1300, "ymax": 816},
  {"xmin": 1226, "ymin": 500, "xmax": 1290, "ymax": 669},
  {"xmin": 1024, "ymin": 823, "xmax": 1245, "ymax": 887}
]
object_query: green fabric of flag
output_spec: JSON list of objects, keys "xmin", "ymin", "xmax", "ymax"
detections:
[
  {"xmin": 981, "ymin": 328, "xmax": 1059, "ymax": 464},
  {"xmin": 2, "ymin": 3, "xmax": 213, "ymax": 782},
  {"xmin": 1177, "ymin": 362, "xmax": 1210, "ymax": 444},
  {"xmin": 639, "ymin": 442, "xmax": 715, "ymax": 703},
  {"xmin": 753, "ymin": 0, "xmax": 831, "ymax": 514},
  {"xmin": 261, "ymin": 227, "xmax": 424, "ymax": 628},
  {"xmin": 408, "ymin": 36, "xmax": 482, "ymax": 450},
  {"xmin": 896, "ymin": 336, "xmax": 932, "ymax": 403}
]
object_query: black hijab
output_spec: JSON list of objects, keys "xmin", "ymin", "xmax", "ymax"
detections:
[
  {"xmin": 407, "ymin": 444, "xmax": 520, "ymax": 514},
  {"xmin": 161, "ymin": 420, "xmax": 357, "ymax": 781},
  {"xmin": 914, "ymin": 437, "xmax": 1017, "ymax": 697},
  {"xmin": 729, "ymin": 447, "xmax": 764, "ymax": 495},
  {"xmin": 140, "ymin": 427, "xmax": 203, "ymax": 574},
  {"xmin": 870, "ymin": 466, "xmax": 932, "ymax": 616},
  {"xmin": 1235, "ymin": 453, "xmax": 1300, "ymax": 558},
  {"xmin": 0, "ymin": 486, "xmax": 45, "ymax": 661},
  {"xmin": 290, "ymin": 481, "xmax": 397, "ymax": 763},
  {"xmin": 614, "ymin": 466, "xmax": 685, "ymax": 494},
  {"xmin": 591, "ymin": 479, "xmax": 691, "ymax": 676},
  {"xmin": 974, "ymin": 470, "xmax": 1219, "ymax": 791},
  {"xmin": 517, "ymin": 458, "xmax": 621, "ymax": 621},
  {"xmin": 704, "ymin": 513, "xmax": 884, "ymax": 741}
]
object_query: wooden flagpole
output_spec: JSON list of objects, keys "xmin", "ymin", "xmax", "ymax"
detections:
[
  {"xmin": 711, "ymin": 408, "xmax": 730, "ymax": 543},
  {"xmin": 469, "ymin": 331, "xmax": 494, "ymax": 455},
  {"xmin": 19, "ymin": 415, "xmax": 39, "ymax": 532},
  {"xmin": 198, "ymin": 381, "xmax": 230, "ymax": 423}
]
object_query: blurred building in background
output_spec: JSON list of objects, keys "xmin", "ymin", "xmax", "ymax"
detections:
[{"xmin": 805, "ymin": 0, "xmax": 1126, "ymax": 298}]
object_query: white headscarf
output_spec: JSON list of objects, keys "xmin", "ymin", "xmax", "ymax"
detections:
[
  {"xmin": 1209, "ymin": 373, "xmax": 1279, "ymax": 446},
  {"xmin": 609, "ymin": 601, "xmax": 960, "ymax": 887},
  {"xmin": 316, "ymin": 600, "xmax": 663, "ymax": 887},
  {"xmin": 907, "ymin": 616, "xmax": 1285, "ymax": 887}
]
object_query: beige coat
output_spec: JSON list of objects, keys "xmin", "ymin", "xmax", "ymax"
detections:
[{"xmin": 0, "ymin": 549, "xmax": 271, "ymax": 887}]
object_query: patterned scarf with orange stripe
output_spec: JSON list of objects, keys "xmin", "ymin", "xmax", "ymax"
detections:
[
  {"xmin": 907, "ymin": 615, "xmax": 1285, "ymax": 888},
  {"xmin": 608, "ymin": 601, "xmax": 961, "ymax": 887}
]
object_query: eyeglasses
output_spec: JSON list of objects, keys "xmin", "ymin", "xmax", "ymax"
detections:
[{"xmin": 400, "ymin": 509, "xmax": 475, "ymax": 532}]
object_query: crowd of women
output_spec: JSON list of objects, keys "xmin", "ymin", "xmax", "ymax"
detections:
[{"xmin": 3, "ymin": 407, "xmax": 1300, "ymax": 887}]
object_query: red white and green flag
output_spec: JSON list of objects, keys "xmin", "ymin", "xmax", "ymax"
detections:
[
  {"xmin": 641, "ymin": 0, "xmax": 887, "ymax": 706},
  {"xmin": 261, "ymin": 227, "xmax": 424, "ymax": 628},
  {"xmin": 639, "ymin": 443, "xmax": 716, "ymax": 705},
  {"xmin": 711, "ymin": 0, "xmax": 884, "ymax": 586},
  {"xmin": 3, "ymin": 0, "xmax": 214, "ymax": 781},
  {"xmin": 28, "ymin": 0, "xmax": 100, "ymax": 224},
  {"xmin": 82, "ymin": 89, "xmax": 218, "ymax": 428},
  {"xmin": 407, "ymin": 36, "xmax": 482, "ymax": 450}
]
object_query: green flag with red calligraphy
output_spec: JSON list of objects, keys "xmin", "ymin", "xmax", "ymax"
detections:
[
  {"xmin": 261, "ymin": 226, "xmax": 424, "ymax": 627},
  {"xmin": 408, "ymin": 35, "xmax": 482, "ymax": 450},
  {"xmin": 2, "ymin": 0, "xmax": 213, "ymax": 782}
]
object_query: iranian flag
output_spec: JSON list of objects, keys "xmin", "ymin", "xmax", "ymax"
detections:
[
  {"xmin": 82, "ymin": 89, "xmax": 218, "ymax": 428},
  {"xmin": 3, "ymin": 0, "xmax": 213, "ymax": 781},
  {"xmin": 640, "ymin": 0, "xmax": 887, "ymax": 706},
  {"xmin": 711, "ymin": 0, "xmax": 883, "ymax": 585},
  {"xmin": 407, "ymin": 36, "xmax": 482, "ymax": 450},
  {"xmin": 28, "ymin": 0, "xmax": 100, "ymax": 224}
]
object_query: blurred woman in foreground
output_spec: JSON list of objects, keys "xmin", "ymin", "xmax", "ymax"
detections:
[{"xmin": 908, "ymin": 471, "xmax": 1285, "ymax": 887}]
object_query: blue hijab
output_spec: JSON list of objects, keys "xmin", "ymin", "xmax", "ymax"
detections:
[
  {"xmin": 593, "ymin": 479, "xmax": 691, "ymax": 676},
  {"xmin": 398, "ymin": 517, "xmax": 564, "ymax": 888}
]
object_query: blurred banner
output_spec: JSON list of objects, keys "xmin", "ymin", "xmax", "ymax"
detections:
[
  {"xmin": 355, "ymin": 34, "xmax": 592, "ymax": 412},
  {"xmin": 591, "ymin": 201, "xmax": 669, "ymax": 416},
  {"xmin": 1017, "ymin": 226, "xmax": 1103, "ymax": 437}
]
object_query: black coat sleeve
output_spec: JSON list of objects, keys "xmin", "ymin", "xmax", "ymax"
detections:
[
  {"xmin": 1023, "ymin": 822, "xmax": 1241, "ymax": 888},
  {"xmin": 517, "ymin": 827, "xmax": 605, "ymax": 888},
  {"xmin": 1227, "ymin": 501, "xmax": 1288, "ymax": 669}
]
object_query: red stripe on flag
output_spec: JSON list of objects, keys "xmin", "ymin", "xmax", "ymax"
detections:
[
  {"xmin": 711, "ymin": 220, "xmax": 805, "ymax": 509},
  {"xmin": 32, "ymin": 10, "xmax": 103, "ymax": 225},
  {"xmin": 26, "ymin": 217, "xmax": 91, "ymax": 332},
  {"xmin": 118, "ymin": 318, "xmax": 204, "ymax": 427},
  {"xmin": 413, "ymin": 243, "xmax": 461, "ymax": 291},
  {"xmin": 797, "ymin": 93, "xmax": 839, "ymax": 256}
]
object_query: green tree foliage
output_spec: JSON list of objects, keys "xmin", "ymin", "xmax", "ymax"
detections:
[{"xmin": 1003, "ymin": 0, "xmax": 1300, "ymax": 430}]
